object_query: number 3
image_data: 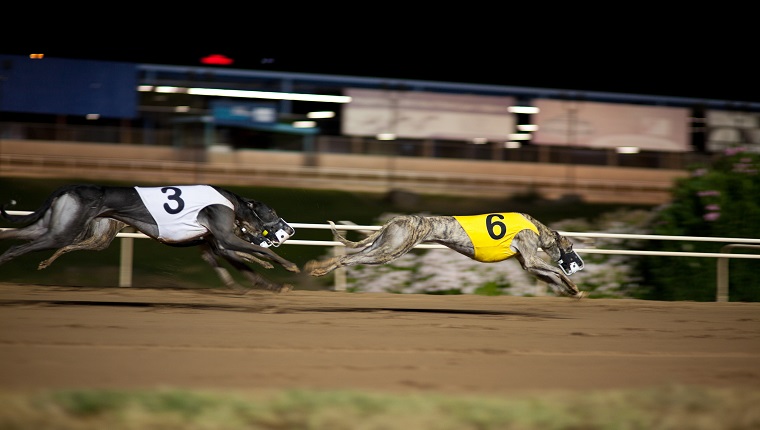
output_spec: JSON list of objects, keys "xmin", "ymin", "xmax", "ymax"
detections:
[{"xmin": 161, "ymin": 187, "xmax": 185, "ymax": 214}]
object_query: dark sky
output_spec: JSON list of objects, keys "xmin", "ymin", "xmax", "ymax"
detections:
[{"xmin": 5, "ymin": 17, "xmax": 757, "ymax": 104}]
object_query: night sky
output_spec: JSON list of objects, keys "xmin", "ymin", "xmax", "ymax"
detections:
[{"xmin": 4, "ymin": 15, "xmax": 756, "ymax": 104}]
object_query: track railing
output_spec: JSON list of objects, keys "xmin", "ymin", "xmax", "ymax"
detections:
[{"xmin": 3, "ymin": 212, "xmax": 760, "ymax": 301}]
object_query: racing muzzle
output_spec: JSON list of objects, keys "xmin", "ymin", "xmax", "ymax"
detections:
[
  {"xmin": 239, "ymin": 226, "xmax": 274, "ymax": 248},
  {"xmin": 261, "ymin": 218, "xmax": 295, "ymax": 247},
  {"xmin": 557, "ymin": 247, "xmax": 584, "ymax": 276}
]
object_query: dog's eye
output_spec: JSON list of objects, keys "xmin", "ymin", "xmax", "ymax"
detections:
[{"xmin": 241, "ymin": 227, "xmax": 247, "ymax": 232}]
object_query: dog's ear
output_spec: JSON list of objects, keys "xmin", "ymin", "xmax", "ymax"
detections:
[{"xmin": 553, "ymin": 230, "xmax": 574, "ymax": 251}]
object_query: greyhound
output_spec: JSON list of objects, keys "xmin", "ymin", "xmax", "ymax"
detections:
[
  {"xmin": 0, "ymin": 184, "xmax": 299, "ymax": 292},
  {"xmin": 305, "ymin": 213, "xmax": 585, "ymax": 298}
]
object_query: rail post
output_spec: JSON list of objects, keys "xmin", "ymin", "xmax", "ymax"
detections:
[
  {"xmin": 716, "ymin": 244, "xmax": 760, "ymax": 302},
  {"xmin": 332, "ymin": 221, "xmax": 357, "ymax": 291},
  {"xmin": 118, "ymin": 227, "xmax": 135, "ymax": 287}
]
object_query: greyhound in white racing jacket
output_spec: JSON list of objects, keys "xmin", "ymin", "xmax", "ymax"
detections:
[
  {"xmin": 305, "ymin": 212, "xmax": 585, "ymax": 298},
  {"xmin": 0, "ymin": 184, "xmax": 298, "ymax": 292}
]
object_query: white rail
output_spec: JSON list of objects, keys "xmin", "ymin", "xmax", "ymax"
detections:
[{"xmin": 3, "ymin": 212, "xmax": 760, "ymax": 300}]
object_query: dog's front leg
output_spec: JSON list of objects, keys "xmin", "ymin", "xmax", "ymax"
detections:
[
  {"xmin": 516, "ymin": 254, "xmax": 583, "ymax": 298},
  {"xmin": 234, "ymin": 251, "xmax": 274, "ymax": 269},
  {"xmin": 213, "ymin": 230, "xmax": 299, "ymax": 273},
  {"xmin": 199, "ymin": 208, "xmax": 299, "ymax": 273},
  {"xmin": 219, "ymin": 250, "xmax": 293, "ymax": 293},
  {"xmin": 230, "ymin": 242, "xmax": 300, "ymax": 273}
]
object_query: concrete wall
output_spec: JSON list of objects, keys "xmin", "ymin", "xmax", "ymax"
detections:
[{"xmin": 0, "ymin": 140, "xmax": 686, "ymax": 204}]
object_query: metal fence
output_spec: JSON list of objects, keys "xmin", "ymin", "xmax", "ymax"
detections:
[{"xmin": 3, "ymin": 212, "xmax": 760, "ymax": 302}]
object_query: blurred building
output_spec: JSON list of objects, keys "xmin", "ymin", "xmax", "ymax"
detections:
[{"xmin": 1, "ymin": 54, "xmax": 759, "ymax": 204}]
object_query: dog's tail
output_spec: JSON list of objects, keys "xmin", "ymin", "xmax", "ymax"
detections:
[
  {"xmin": 0, "ymin": 200, "xmax": 17, "ymax": 219},
  {"xmin": 1, "ymin": 194, "xmax": 56, "ymax": 225},
  {"xmin": 328, "ymin": 220, "xmax": 381, "ymax": 249}
]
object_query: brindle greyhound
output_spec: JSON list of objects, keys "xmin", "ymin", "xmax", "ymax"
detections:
[
  {"xmin": 0, "ymin": 184, "xmax": 299, "ymax": 292},
  {"xmin": 305, "ymin": 213, "xmax": 585, "ymax": 298}
]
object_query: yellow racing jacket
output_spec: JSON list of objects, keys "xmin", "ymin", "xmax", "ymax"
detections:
[{"xmin": 453, "ymin": 213, "xmax": 538, "ymax": 262}]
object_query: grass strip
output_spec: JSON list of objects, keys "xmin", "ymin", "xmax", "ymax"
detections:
[{"xmin": 1, "ymin": 385, "xmax": 758, "ymax": 430}]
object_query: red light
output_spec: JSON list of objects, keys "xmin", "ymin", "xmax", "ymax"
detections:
[{"xmin": 201, "ymin": 54, "xmax": 233, "ymax": 66}]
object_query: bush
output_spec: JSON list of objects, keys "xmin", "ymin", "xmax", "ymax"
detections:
[{"xmin": 637, "ymin": 147, "xmax": 760, "ymax": 301}]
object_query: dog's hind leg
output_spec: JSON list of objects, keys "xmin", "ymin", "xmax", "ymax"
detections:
[
  {"xmin": 327, "ymin": 220, "xmax": 385, "ymax": 248},
  {"xmin": 306, "ymin": 216, "xmax": 431, "ymax": 277},
  {"xmin": 199, "ymin": 244, "xmax": 247, "ymax": 291},
  {"xmin": 0, "ymin": 222, "xmax": 58, "ymax": 265},
  {"xmin": 37, "ymin": 219, "xmax": 126, "ymax": 270},
  {"xmin": 0, "ymin": 192, "xmax": 100, "ymax": 266}
]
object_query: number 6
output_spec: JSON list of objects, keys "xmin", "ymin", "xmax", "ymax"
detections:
[{"xmin": 486, "ymin": 214, "xmax": 506, "ymax": 240}]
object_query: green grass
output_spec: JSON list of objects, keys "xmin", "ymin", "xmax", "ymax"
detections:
[
  {"xmin": 1, "ymin": 386, "xmax": 758, "ymax": 429},
  {"xmin": 0, "ymin": 178, "xmax": 653, "ymax": 290}
]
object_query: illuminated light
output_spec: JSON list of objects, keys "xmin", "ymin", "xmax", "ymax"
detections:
[
  {"xmin": 293, "ymin": 120, "xmax": 317, "ymax": 128},
  {"xmin": 508, "ymin": 133, "xmax": 532, "ymax": 140},
  {"xmin": 617, "ymin": 146, "xmax": 640, "ymax": 154},
  {"xmin": 503, "ymin": 141, "xmax": 522, "ymax": 149},
  {"xmin": 517, "ymin": 124, "xmax": 539, "ymax": 132},
  {"xmin": 201, "ymin": 54, "xmax": 234, "ymax": 66},
  {"xmin": 307, "ymin": 111, "xmax": 335, "ymax": 119},
  {"xmin": 508, "ymin": 106, "xmax": 539, "ymax": 114},
  {"xmin": 85, "ymin": 114, "xmax": 100, "ymax": 120},
  {"xmin": 175, "ymin": 106, "xmax": 190, "ymax": 112},
  {"xmin": 376, "ymin": 133, "xmax": 397, "ymax": 141},
  {"xmin": 29, "ymin": 53, "xmax": 44, "ymax": 59},
  {"xmin": 186, "ymin": 87, "xmax": 352, "ymax": 103},
  {"xmin": 155, "ymin": 86, "xmax": 185, "ymax": 94},
  {"xmin": 140, "ymin": 86, "xmax": 352, "ymax": 103},
  {"xmin": 471, "ymin": 137, "xmax": 488, "ymax": 144}
]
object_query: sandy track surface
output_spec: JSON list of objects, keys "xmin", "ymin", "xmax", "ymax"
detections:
[{"xmin": 1, "ymin": 283, "xmax": 759, "ymax": 395}]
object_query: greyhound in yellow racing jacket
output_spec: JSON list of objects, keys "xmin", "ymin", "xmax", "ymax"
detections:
[{"xmin": 306, "ymin": 212, "xmax": 584, "ymax": 298}]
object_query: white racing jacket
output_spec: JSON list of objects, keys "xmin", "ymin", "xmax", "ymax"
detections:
[{"xmin": 134, "ymin": 185, "xmax": 233, "ymax": 242}]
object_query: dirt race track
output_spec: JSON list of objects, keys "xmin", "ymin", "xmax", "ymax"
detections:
[{"xmin": 1, "ymin": 283, "xmax": 759, "ymax": 395}]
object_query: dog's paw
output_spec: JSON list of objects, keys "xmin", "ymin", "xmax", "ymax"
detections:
[
  {"xmin": 229, "ymin": 284, "xmax": 251, "ymax": 294},
  {"xmin": 304, "ymin": 260, "xmax": 326, "ymax": 277},
  {"xmin": 263, "ymin": 283, "xmax": 293, "ymax": 293}
]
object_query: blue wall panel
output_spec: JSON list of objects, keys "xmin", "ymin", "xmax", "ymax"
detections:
[{"xmin": 0, "ymin": 55, "xmax": 138, "ymax": 119}]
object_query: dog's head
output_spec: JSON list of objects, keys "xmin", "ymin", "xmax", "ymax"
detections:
[
  {"xmin": 244, "ymin": 199, "xmax": 295, "ymax": 247},
  {"xmin": 537, "ymin": 230, "xmax": 584, "ymax": 275},
  {"xmin": 552, "ymin": 231, "xmax": 584, "ymax": 275}
]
